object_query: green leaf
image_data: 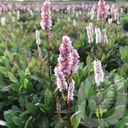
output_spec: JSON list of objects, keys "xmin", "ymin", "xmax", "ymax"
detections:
[
  {"xmin": 71, "ymin": 111, "xmax": 82, "ymax": 128},
  {"xmin": 105, "ymin": 105, "xmax": 126, "ymax": 125},
  {"xmin": 0, "ymin": 86, "xmax": 10, "ymax": 92},
  {"xmin": 11, "ymin": 84, "xmax": 19, "ymax": 92},
  {"xmin": 115, "ymin": 116, "xmax": 128, "ymax": 128},
  {"xmin": 119, "ymin": 46, "xmax": 128, "ymax": 62},
  {"xmin": 89, "ymin": 99, "xmax": 96, "ymax": 112},
  {"xmin": 77, "ymin": 82, "xmax": 85, "ymax": 105},
  {"xmin": 19, "ymin": 96, "xmax": 25, "ymax": 108},
  {"xmin": 4, "ymin": 110, "xmax": 17, "ymax": 128},
  {"xmin": 12, "ymin": 117, "xmax": 23, "ymax": 126},
  {"xmin": 4, "ymin": 110, "xmax": 15, "ymax": 122},
  {"xmin": 78, "ymin": 102, "xmax": 86, "ymax": 119},
  {"xmin": 4, "ymin": 49, "xmax": 13, "ymax": 60},
  {"xmin": 20, "ymin": 110, "xmax": 30, "ymax": 117},
  {"xmin": 27, "ymin": 75, "xmax": 42, "ymax": 83},
  {"xmin": 7, "ymin": 71, "xmax": 19, "ymax": 84},
  {"xmin": 84, "ymin": 79, "xmax": 93, "ymax": 100},
  {"xmin": 0, "ymin": 66, "xmax": 6, "ymax": 75},
  {"xmin": 19, "ymin": 70, "xmax": 25, "ymax": 85},
  {"xmin": 35, "ymin": 103, "xmax": 52, "ymax": 114},
  {"xmin": 44, "ymin": 89, "xmax": 52, "ymax": 105},
  {"xmin": 26, "ymin": 103, "xmax": 38, "ymax": 115},
  {"xmin": 119, "ymin": 63, "xmax": 128, "ymax": 76},
  {"xmin": 86, "ymin": 55, "xmax": 93, "ymax": 65},
  {"xmin": 25, "ymin": 68, "xmax": 30, "ymax": 75},
  {"xmin": 101, "ymin": 54, "xmax": 106, "ymax": 62},
  {"xmin": 24, "ymin": 78, "xmax": 29, "ymax": 89}
]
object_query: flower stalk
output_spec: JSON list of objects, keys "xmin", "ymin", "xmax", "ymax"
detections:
[
  {"xmin": 41, "ymin": 0, "xmax": 53, "ymax": 92},
  {"xmin": 54, "ymin": 36, "xmax": 79, "ymax": 127},
  {"xmin": 94, "ymin": 59, "xmax": 104, "ymax": 128}
]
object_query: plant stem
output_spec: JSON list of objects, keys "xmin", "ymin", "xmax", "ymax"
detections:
[
  {"xmin": 66, "ymin": 101, "xmax": 73, "ymax": 128},
  {"xmin": 98, "ymin": 105, "xmax": 102, "ymax": 128},
  {"xmin": 90, "ymin": 42, "xmax": 92, "ymax": 56},
  {"xmin": 45, "ymin": 29, "xmax": 53, "ymax": 92},
  {"xmin": 24, "ymin": 116, "xmax": 32, "ymax": 128},
  {"xmin": 97, "ymin": 86, "xmax": 102, "ymax": 128},
  {"xmin": 55, "ymin": 96, "xmax": 65, "ymax": 128},
  {"xmin": 45, "ymin": 29, "xmax": 65, "ymax": 127}
]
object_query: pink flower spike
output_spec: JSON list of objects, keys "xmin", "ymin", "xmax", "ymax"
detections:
[
  {"xmin": 70, "ymin": 47, "xmax": 79, "ymax": 73},
  {"xmin": 41, "ymin": 0, "xmax": 52, "ymax": 30},
  {"xmin": 86, "ymin": 25, "xmax": 93, "ymax": 44},
  {"xmin": 58, "ymin": 36, "xmax": 72, "ymax": 78},
  {"xmin": 98, "ymin": 0, "xmax": 107, "ymax": 18},
  {"xmin": 95, "ymin": 27, "xmax": 101, "ymax": 44},
  {"xmin": 54, "ymin": 66, "xmax": 68, "ymax": 92},
  {"xmin": 94, "ymin": 59, "xmax": 104, "ymax": 86},
  {"xmin": 67, "ymin": 79, "xmax": 75, "ymax": 104}
]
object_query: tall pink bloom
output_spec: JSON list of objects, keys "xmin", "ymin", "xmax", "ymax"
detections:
[
  {"xmin": 98, "ymin": 0, "xmax": 107, "ymax": 18},
  {"xmin": 94, "ymin": 59, "xmax": 104, "ymax": 86},
  {"xmin": 67, "ymin": 79, "xmax": 75, "ymax": 103},
  {"xmin": 54, "ymin": 36, "xmax": 79, "ymax": 96},
  {"xmin": 70, "ymin": 47, "xmax": 79, "ymax": 73},
  {"xmin": 41, "ymin": 0, "xmax": 52, "ymax": 30},
  {"xmin": 86, "ymin": 26, "xmax": 93, "ymax": 44},
  {"xmin": 58, "ymin": 36, "xmax": 72, "ymax": 78},
  {"xmin": 54, "ymin": 66, "xmax": 68, "ymax": 92},
  {"xmin": 95, "ymin": 27, "xmax": 101, "ymax": 44}
]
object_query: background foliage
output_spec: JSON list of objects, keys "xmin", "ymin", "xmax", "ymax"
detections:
[{"xmin": 0, "ymin": 2, "xmax": 128, "ymax": 128}]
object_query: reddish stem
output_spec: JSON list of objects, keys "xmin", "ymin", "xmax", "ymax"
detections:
[{"xmin": 66, "ymin": 100, "xmax": 73, "ymax": 128}]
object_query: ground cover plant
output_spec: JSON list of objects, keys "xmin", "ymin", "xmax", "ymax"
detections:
[{"xmin": 0, "ymin": 0, "xmax": 128, "ymax": 128}]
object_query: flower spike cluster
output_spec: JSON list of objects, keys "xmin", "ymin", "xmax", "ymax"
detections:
[
  {"xmin": 67, "ymin": 79, "xmax": 75, "ymax": 104},
  {"xmin": 95, "ymin": 27, "xmax": 101, "ymax": 44},
  {"xmin": 98, "ymin": 0, "xmax": 108, "ymax": 18},
  {"xmin": 41, "ymin": 0, "xmax": 52, "ymax": 30},
  {"xmin": 94, "ymin": 59, "xmax": 104, "ymax": 86},
  {"xmin": 54, "ymin": 36, "xmax": 79, "ymax": 103},
  {"xmin": 86, "ymin": 24, "xmax": 109, "ymax": 44},
  {"xmin": 70, "ymin": 47, "xmax": 79, "ymax": 73},
  {"xmin": 54, "ymin": 66, "xmax": 68, "ymax": 92},
  {"xmin": 58, "ymin": 36, "xmax": 72, "ymax": 78},
  {"xmin": 86, "ymin": 22, "xmax": 94, "ymax": 44}
]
